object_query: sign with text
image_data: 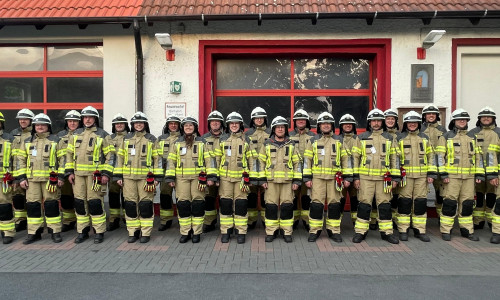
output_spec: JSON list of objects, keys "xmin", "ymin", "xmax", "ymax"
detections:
[{"xmin": 165, "ymin": 102, "xmax": 186, "ymax": 119}]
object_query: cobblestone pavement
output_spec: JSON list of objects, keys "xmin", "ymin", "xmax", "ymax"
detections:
[{"xmin": 1, "ymin": 215, "xmax": 499, "ymax": 275}]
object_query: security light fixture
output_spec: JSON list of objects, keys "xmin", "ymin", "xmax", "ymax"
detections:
[
  {"xmin": 155, "ymin": 33, "xmax": 175, "ymax": 61},
  {"xmin": 422, "ymin": 30, "xmax": 446, "ymax": 49},
  {"xmin": 417, "ymin": 30, "xmax": 446, "ymax": 60},
  {"xmin": 155, "ymin": 33, "xmax": 173, "ymax": 50}
]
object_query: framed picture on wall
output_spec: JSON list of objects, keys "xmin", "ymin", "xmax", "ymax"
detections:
[{"xmin": 411, "ymin": 64, "xmax": 434, "ymax": 103}]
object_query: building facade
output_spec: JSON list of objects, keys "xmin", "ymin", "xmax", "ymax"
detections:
[{"xmin": 1, "ymin": 1, "xmax": 500, "ymax": 134}]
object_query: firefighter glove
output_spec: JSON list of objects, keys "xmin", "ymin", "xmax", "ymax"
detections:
[
  {"xmin": 2, "ymin": 172, "xmax": 14, "ymax": 194},
  {"xmin": 335, "ymin": 171, "xmax": 344, "ymax": 192},
  {"xmin": 399, "ymin": 166, "xmax": 407, "ymax": 187},
  {"xmin": 144, "ymin": 172, "xmax": 156, "ymax": 192},
  {"xmin": 240, "ymin": 171, "xmax": 250, "ymax": 192},
  {"xmin": 383, "ymin": 171, "xmax": 392, "ymax": 193},
  {"xmin": 198, "ymin": 171, "xmax": 207, "ymax": 191},
  {"xmin": 92, "ymin": 170, "xmax": 102, "ymax": 192}
]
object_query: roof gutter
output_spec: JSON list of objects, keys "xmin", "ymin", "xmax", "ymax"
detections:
[
  {"xmin": 133, "ymin": 19, "xmax": 143, "ymax": 112},
  {"xmin": 0, "ymin": 10, "xmax": 499, "ymax": 27}
]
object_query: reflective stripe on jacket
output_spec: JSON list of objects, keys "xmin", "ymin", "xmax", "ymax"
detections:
[
  {"xmin": 259, "ymin": 137, "xmax": 302, "ymax": 184},
  {"xmin": 397, "ymin": 130, "xmax": 437, "ymax": 178},
  {"xmin": 65, "ymin": 126, "xmax": 115, "ymax": 177},
  {"xmin": 15, "ymin": 133, "xmax": 64, "ymax": 181},
  {"xmin": 352, "ymin": 129, "xmax": 400, "ymax": 180},
  {"xmin": 115, "ymin": 131, "xmax": 162, "ymax": 180},
  {"xmin": 435, "ymin": 129, "xmax": 484, "ymax": 180}
]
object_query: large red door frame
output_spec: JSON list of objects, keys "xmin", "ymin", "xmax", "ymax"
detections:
[
  {"xmin": 451, "ymin": 38, "xmax": 500, "ymax": 111},
  {"xmin": 198, "ymin": 39, "xmax": 392, "ymax": 131}
]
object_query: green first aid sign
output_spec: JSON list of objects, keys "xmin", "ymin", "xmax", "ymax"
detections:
[{"xmin": 170, "ymin": 81, "xmax": 182, "ymax": 94}]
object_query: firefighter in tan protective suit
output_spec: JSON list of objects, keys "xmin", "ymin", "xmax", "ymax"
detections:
[
  {"xmin": 246, "ymin": 107, "xmax": 271, "ymax": 229},
  {"xmin": 352, "ymin": 108, "xmax": 400, "ymax": 244},
  {"xmin": 156, "ymin": 115, "xmax": 181, "ymax": 231},
  {"xmin": 201, "ymin": 111, "xmax": 224, "ymax": 232},
  {"xmin": 339, "ymin": 114, "xmax": 360, "ymax": 226},
  {"xmin": 421, "ymin": 105, "xmax": 447, "ymax": 218},
  {"xmin": 435, "ymin": 109, "xmax": 484, "ymax": 241},
  {"xmin": 396, "ymin": 111, "xmax": 437, "ymax": 242},
  {"xmin": 384, "ymin": 109, "xmax": 401, "ymax": 228},
  {"xmin": 57, "ymin": 110, "xmax": 82, "ymax": 232},
  {"xmin": 165, "ymin": 116, "xmax": 207, "ymax": 243},
  {"xmin": 65, "ymin": 106, "xmax": 115, "ymax": 244},
  {"xmin": 16, "ymin": 114, "xmax": 64, "ymax": 244},
  {"xmin": 489, "ymin": 120, "xmax": 500, "ymax": 244},
  {"xmin": 216, "ymin": 112, "xmax": 255, "ymax": 244},
  {"xmin": 289, "ymin": 109, "xmax": 315, "ymax": 231},
  {"xmin": 115, "ymin": 112, "xmax": 161, "ymax": 244},
  {"xmin": 0, "ymin": 112, "xmax": 16, "ymax": 244},
  {"xmin": 259, "ymin": 116, "xmax": 301, "ymax": 243},
  {"xmin": 468, "ymin": 107, "xmax": 500, "ymax": 230},
  {"xmin": 10, "ymin": 108, "xmax": 35, "ymax": 232},
  {"xmin": 303, "ymin": 112, "xmax": 352, "ymax": 243},
  {"xmin": 107, "ymin": 113, "xmax": 130, "ymax": 231}
]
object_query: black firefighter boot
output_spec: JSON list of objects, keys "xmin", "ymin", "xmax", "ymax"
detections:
[
  {"xmin": 128, "ymin": 230, "xmax": 140, "ymax": 243},
  {"xmin": 191, "ymin": 234, "xmax": 201, "ymax": 243},
  {"xmin": 381, "ymin": 232, "xmax": 399, "ymax": 244},
  {"xmin": 399, "ymin": 229, "xmax": 409, "ymax": 241},
  {"xmin": 221, "ymin": 228, "xmax": 232, "ymax": 243},
  {"xmin": 474, "ymin": 221, "xmax": 485, "ymax": 230},
  {"xmin": 74, "ymin": 226, "xmax": 90, "ymax": 244},
  {"xmin": 158, "ymin": 220, "xmax": 172, "ymax": 232},
  {"xmin": 15, "ymin": 220, "xmax": 27, "ymax": 232},
  {"xmin": 179, "ymin": 230, "xmax": 192, "ymax": 243},
  {"xmin": 308, "ymin": 230, "xmax": 321, "ymax": 242},
  {"xmin": 352, "ymin": 233, "xmax": 365, "ymax": 243},
  {"xmin": 2, "ymin": 235, "xmax": 13, "ymax": 244},
  {"xmin": 203, "ymin": 219, "xmax": 217, "ymax": 233},
  {"xmin": 237, "ymin": 234, "xmax": 246, "ymax": 244},
  {"xmin": 94, "ymin": 232, "xmax": 104, "ymax": 244},
  {"xmin": 107, "ymin": 218, "xmax": 120, "ymax": 231},
  {"xmin": 23, "ymin": 227, "xmax": 43, "ymax": 245},
  {"xmin": 51, "ymin": 232, "xmax": 63, "ymax": 243},
  {"xmin": 460, "ymin": 228, "xmax": 479, "ymax": 241},
  {"xmin": 490, "ymin": 233, "xmax": 500, "ymax": 244},
  {"xmin": 327, "ymin": 229, "xmax": 342, "ymax": 243},
  {"xmin": 61, "ymin": 221, "xmax": 76, "ymax": 232}
]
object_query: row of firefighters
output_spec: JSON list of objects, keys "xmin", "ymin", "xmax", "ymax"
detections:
[{"xmin": 1, "ymin": 104, "xmax": 500, "ymax": 246}]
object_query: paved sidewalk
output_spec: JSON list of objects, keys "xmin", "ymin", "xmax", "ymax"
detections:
[{"xmin": 1, "ymin": 215, "xmax": 499, "ymax": 275}]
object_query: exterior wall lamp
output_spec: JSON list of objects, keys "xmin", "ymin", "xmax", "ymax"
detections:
[
  {"xmin": 417, "ymin": 30, "xmax": 446, "ymax": 60},
  {"xmin": 155, "ymin": 33, "xmax": 175, "ymax": 61}
]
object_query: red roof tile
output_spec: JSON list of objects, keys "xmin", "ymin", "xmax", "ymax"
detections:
[
  {"xmin": 0, "ymin": 0, "xmax": 143, "ymax": 18},
  {"xmin": 139, "ymin": 0, "xmax": 500, "ymax": 16},
  {"xmin": 0, "ymin": 0, "xmax": 499, "ymax": 21}
]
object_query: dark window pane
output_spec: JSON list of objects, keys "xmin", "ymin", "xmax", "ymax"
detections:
[
  {"xmin": 0, "ymin": 78, "xmax": 43, "ymax": 103},
  {"xmin": 0, "ymin": 47, "xmax": 44, "ymax": 71},
  {"xmin": 294, "ymin": 58, "xmax": 369, "ymax": 89},
  {"xmin": 216, "ymin": 96, "xmax": 291, "ymax": 128},
  {"xmin": 47, "ymin": 109, "xmax": 103, "ymax": 133},
  {"xmin": 47, "ymin": 78, "xmax": 103, "ymax": 102},
  {"xmin": 294, "ymin": 96, "xmax": 369, "ymax": 128},
  {"xmin": 217, "ymin": 59, "xmax": 291, "ymax": 90},
  {"xmin": 1, "ymin": 109, "xmax": 43, "ymax": 133},
  {"xmin": 47, "ymin": 46, "xmax": 103, "ymax": 71}
]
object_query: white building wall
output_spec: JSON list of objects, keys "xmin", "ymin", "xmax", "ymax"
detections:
[{"xmin": 2, "ymin": 19, "xmax": 500, "ymax": 135}]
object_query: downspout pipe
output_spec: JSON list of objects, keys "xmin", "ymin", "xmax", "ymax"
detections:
[{"xmin": 133, "ymin": 19, "xmax": 144, "ymax": 112}]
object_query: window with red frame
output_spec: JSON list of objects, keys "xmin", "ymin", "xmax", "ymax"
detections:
[
  {"xmin": 214, "ymin": 57, "xmax": 372, "ymax": 131},
  {"xmin": 0, "ymin": 44, "xmax": 103, "ymax": 132}
]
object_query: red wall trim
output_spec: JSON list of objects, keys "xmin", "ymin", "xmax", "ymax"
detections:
[
  {"xmin": 452, "ymin": 38, "xmax": 500, "ymax": 111},
  {"xmin": 199, "ymin": 39, "xmax": 392, "ymax": 132}
]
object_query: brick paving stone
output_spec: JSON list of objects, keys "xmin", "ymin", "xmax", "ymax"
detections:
[{"xmin": 1, "ymin": 214, "xmax": 500, "ymax": 275}]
